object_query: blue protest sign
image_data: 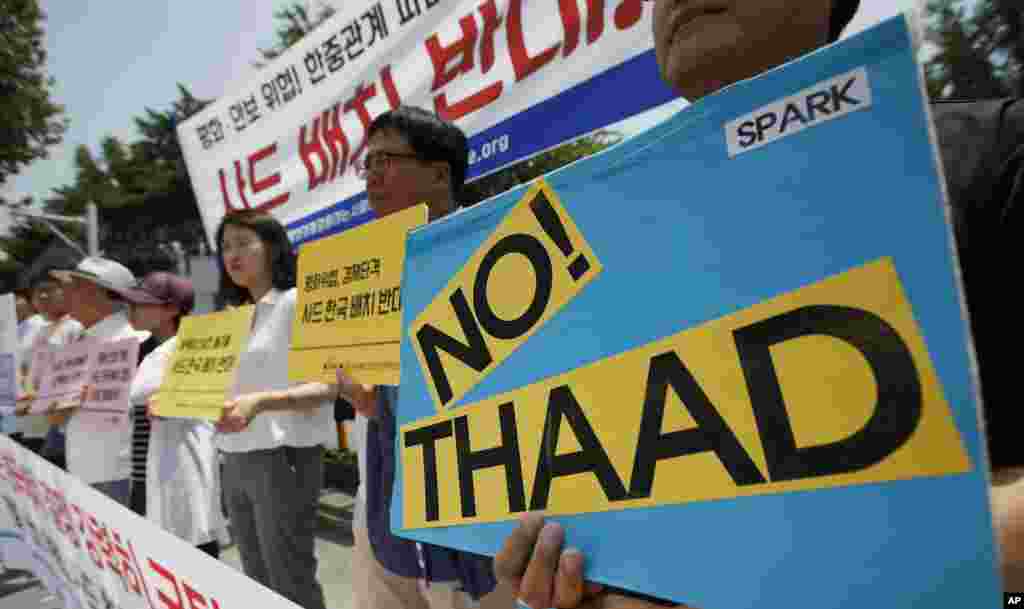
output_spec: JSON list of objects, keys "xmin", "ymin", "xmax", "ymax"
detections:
[{"xmin": 393, "ymin": 16, "xmax": 1001, "ymax": 608}]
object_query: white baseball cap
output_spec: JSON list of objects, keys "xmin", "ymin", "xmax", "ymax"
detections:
[{"xmin": 50, "ymin": 257, "xmax": 137, "ymax": 292}]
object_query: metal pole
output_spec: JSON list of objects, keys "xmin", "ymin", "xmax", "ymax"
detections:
[
  {"xmin": 36, "ymin": 218, "xmax": 88, "ymax": 258},
  {"xmin": 87, "ymin": 202, "xmax": 99, "ymax": 257}
]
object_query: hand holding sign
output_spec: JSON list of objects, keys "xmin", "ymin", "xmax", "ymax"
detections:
[
  {"xmin": 334, "ymin": 365, "xmax": 377, "ymax": 419},
  {"xmin": 495, "ymin": 515, "xmax": 600, "ymax": 609},
  {"xmin": 14, "ymin": 395, "xmax": 32, "ymax": 416},
  {"xmin": 32, "ymin": 340, "xmax": 93, "ymax": 414},
  {"xmin": 216, "ymin": 393, "xmax": 264, "ymax": 433},
  {"xmin": 156, "ymin": 306, "xmax": 255, "ymax": 420}
]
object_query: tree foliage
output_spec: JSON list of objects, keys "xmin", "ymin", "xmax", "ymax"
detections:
[
  {"xmin": 42, "ymin": 84, "xmax": 212, "ymax": 273},
  {"xmin": 0, "ymin": 0, "xmax": 67, "ymax": 185},
  {"xmin": 463, "ymin": 131, "xmax": 623, "ymax": 206},
  {"xmin": 925, "ymin": 0, "xmax": 1022, "ymax": 99},
  {"xmin": 255, "ymin": 2, "xmax": 336, "ymax": 68}
]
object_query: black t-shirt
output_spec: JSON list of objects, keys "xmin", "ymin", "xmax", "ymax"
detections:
[{"xmin": 933, "ymin": 98, "xmax": 1024, "ymax": 470}]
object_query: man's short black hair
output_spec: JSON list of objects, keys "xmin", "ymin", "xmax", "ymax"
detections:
[
  {"xmin": 28, "ymin": 267, "xmax": 62, "ymax": 291},
  {"xmin": 367, "ymin": 106, "xmax": 470, "ymax": 197},
  {"xmin": 829, "ymin": 0, "xmax": 860, "ymax": 42}
]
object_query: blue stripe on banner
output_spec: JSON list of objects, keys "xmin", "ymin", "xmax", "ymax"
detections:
[
  {"xmin": 465, "ymin": 50, "xmax": 675, "ymax": 178},
  {"xmin": 287, "ymin": 50, "xmax": 675, "ymax": 247}
]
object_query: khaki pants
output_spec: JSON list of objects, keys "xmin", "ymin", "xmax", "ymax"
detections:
[{"xmin": 352, "ymin": 501, "xmax": 516, "ymax": 609}]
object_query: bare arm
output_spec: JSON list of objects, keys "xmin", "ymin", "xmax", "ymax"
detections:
[{"xmin": 217, "ymin": 382, "xmax": 338, "ymax": 433}]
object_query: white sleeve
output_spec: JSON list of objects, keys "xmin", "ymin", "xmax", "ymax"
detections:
[{"xmin": 129, "ymin": 339, "xmax": 175, "ymax": 405}]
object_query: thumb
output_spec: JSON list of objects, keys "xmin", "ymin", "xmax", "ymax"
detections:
[{"xmin": 334, "ymin": 365, "xmax": 352, "ymax": 388}]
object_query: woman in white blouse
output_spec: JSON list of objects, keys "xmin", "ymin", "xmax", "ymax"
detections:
[
  {"xmin": 212, "ymin": 210, "xmax": 336, "ymax": 609},
  {"xmin": 120, "ymin": 272, "xmax": 223, "ymax": 558}
]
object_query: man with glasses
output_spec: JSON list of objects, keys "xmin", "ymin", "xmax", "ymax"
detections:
[
  {"xmin": 14, "ymin": 271, "xmax": 83, "ymax": 459},
  {"xmin": 337, "ymin": 105, "xmax": 515, "ymax": 609}
]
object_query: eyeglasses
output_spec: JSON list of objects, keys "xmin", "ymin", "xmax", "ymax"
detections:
[{"xmin": 355, "ymin": 152, "xmax": 422, "ymax": 178}]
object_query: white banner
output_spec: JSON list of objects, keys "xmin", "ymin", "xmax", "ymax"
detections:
[
  {"xmin": 0, "ymin": 435, "xmax": 300, "ymax": 609},
  {"xmin": 177, "ymin": 0, "xmax": 675, "ymax": 248},
  {"xmin": 0, "ymin": 294, "xmax": 17, "ymax": 416}
]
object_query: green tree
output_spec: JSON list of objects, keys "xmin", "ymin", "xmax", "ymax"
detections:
[
  {"xmin": 42, "ymin": 85, "xmax": 212, "ymax": 273},
  {"xmin": 256, "ymin": 2, "xmax": 336, "ymax": 67},
  {"xmin": 463, "ymin": 131, "xmax": 623, "ymax": 206},
  {"xmin": 0, "ymin": 196, "xmax": 55, "ymax": 278},
  {"xmin": 0, "ymin": 0, "xmax": 67, "ymax": 185},
  {"xmin": 925, "ymin": 0, "xmax": 1022, "ymax": 99}
]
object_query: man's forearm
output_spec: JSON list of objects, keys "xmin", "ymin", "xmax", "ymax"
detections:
[{"xmin": 259, "ymin": 383, "xmax": 338, "ymax": 414}]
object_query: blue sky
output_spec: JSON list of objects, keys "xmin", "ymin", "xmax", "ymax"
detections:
[
  {"xmin": 0, "ymin": 0, "xmax": 908, "ymax": 240},
  {"xmin": 0, "ymin": 0, "xmax": 307, "ymax": 232}
]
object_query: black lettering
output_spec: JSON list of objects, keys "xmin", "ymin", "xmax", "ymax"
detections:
[
  {"xmin": 629, "ymin": 352, "xmax": 766, "ymax": 499},
  {"xmin": 831, "ymin": 76, "xmax": 860, "ymax": 110},
  {"xmin": 754, "ymin": 112, "xmax": 777, "ymax": 141},
  {"xmin": 454, "ymin": 402, "xmax": 526, "ymax": 518},
  {"xmin": 473, "ymin": 234, "xmax": 553, "ymax": 340},
  {"xmin": 805, "ymin": 90, "xmax": 832, "ymax": 121},
  {"xmin": 737, "ymin": 121, "xmax": 757, "ymax": 148},
  {"xmin": 779, "ymin": 102, "xmax": 807, "ymax": 133},
  {"xmin": 404, "ymin": 420, "xmax": 454, "ymax": 522},
  {"xmin": 416, "ymin": 288, "xmax": 493, "ymax": 406},
  {"xmin": 302, "ymin": 302, "xmax": 324, "ymax": 323},
  {"xmin": 530, "ymin": 385, "xmax": 628, "ymax": 510},
  {"xmin": 733, "ymin": 305, "xmax": 922, "ymax": 482}
]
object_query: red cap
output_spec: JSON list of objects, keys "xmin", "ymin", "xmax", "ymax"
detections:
[{"xmin": 112, "ymin": 272, "xmax": 194, "ymax": 313}]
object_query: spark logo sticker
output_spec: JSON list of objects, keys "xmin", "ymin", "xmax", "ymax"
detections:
[
  {"xmin": 726, "ymin": 67, "xmax": 872, "ymax": 157},
  {"xmin": 410, "ymin": 179, "xmax": 602, "ymax": 412}
]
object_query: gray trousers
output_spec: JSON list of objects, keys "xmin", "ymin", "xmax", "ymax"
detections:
[{"xmin": 222, "ymin": 446, "xmax": 326, "ymax": 609}]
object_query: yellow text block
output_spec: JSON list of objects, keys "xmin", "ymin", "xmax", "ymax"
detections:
[
  {"xmin": 400, "ymin": 258, "xmax": 970, "ymax": 528},
  {"xmin": 290, "ymin": 204, "xmax": 427, "ymax": 386},
  {"xmin": 156, "ymin": 305, "xmax": 255, "ymax": 419},
  {"xmin": 410, "ymin": 180, "xmax": 602, "ymax": 412}
]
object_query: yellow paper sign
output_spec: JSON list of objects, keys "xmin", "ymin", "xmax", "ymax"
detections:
[
  {"xmin": 400, "ymin": 258, "xmax": 971, "ymax": 528},
  {"xmin": 410, "ymin": 179, "xmax": 602, "ymax": 412},
  {"xmin": 155, "ymin": 305, "xmax": 255, "ymax": 419},
  {"xmin": 289, "ymin": 204, "xmax": 428, "ymax": 386}
]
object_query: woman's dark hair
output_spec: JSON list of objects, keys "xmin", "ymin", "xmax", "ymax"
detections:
[
  {"xmin": 215, "ymin": 210, "xmax": 296, "ymax": 306},
  {"xmin": 367, "ymin": 105, "xmax": 469, "ymax": 199},
  {"xmin": 829, "ymin": 0, "xmax": 860, "ymax": 42}
]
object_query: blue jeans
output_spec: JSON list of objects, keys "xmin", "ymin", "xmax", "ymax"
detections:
[{"xmin": 92, "ymin": 479, "xmax": 130, "ymax": 507}]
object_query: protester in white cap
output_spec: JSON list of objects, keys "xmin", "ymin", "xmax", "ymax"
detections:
[
  {"xmin": 48, "ymin": 257, "xmax": 151, "ymax": 506},
  {"xmin": 118, "ymin": 272, "xmax": 224, "ymax": 558}
]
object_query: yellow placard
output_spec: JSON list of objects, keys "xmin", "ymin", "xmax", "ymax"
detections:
[
  {"xmin": 410, "ymin": 179, "xmax": 602, "ymax": 412},
  {"xmin": 400, "ymin": 258, "xmax": 971, "ymax": 528},
  {"xmin": 155, "ymin": 305, "xmax": 255, "ymax": 419},
  {"xmin": 289, "ymin": 204, "xmax": 428, "ymax": 386}
]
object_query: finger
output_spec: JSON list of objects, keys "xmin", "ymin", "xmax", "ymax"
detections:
[
  {"xmin": 584, "ymin": 593, "xmax": 691, "ymax": 609},
  {"xmin": 519, "ymin": 521, "xmax": 565, "ymax": 609},
  {"xmin": 495, "ymin": 513, "xmax": 546, "ymax": 587},
  {"xmin": 552, "ymin": 548, "xmax": 585, "ymax": 609}
]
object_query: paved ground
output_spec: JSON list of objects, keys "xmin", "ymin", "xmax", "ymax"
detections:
[{"xmin": 1, "ymin": 490, "xmax": 360, "ymax": 609}]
